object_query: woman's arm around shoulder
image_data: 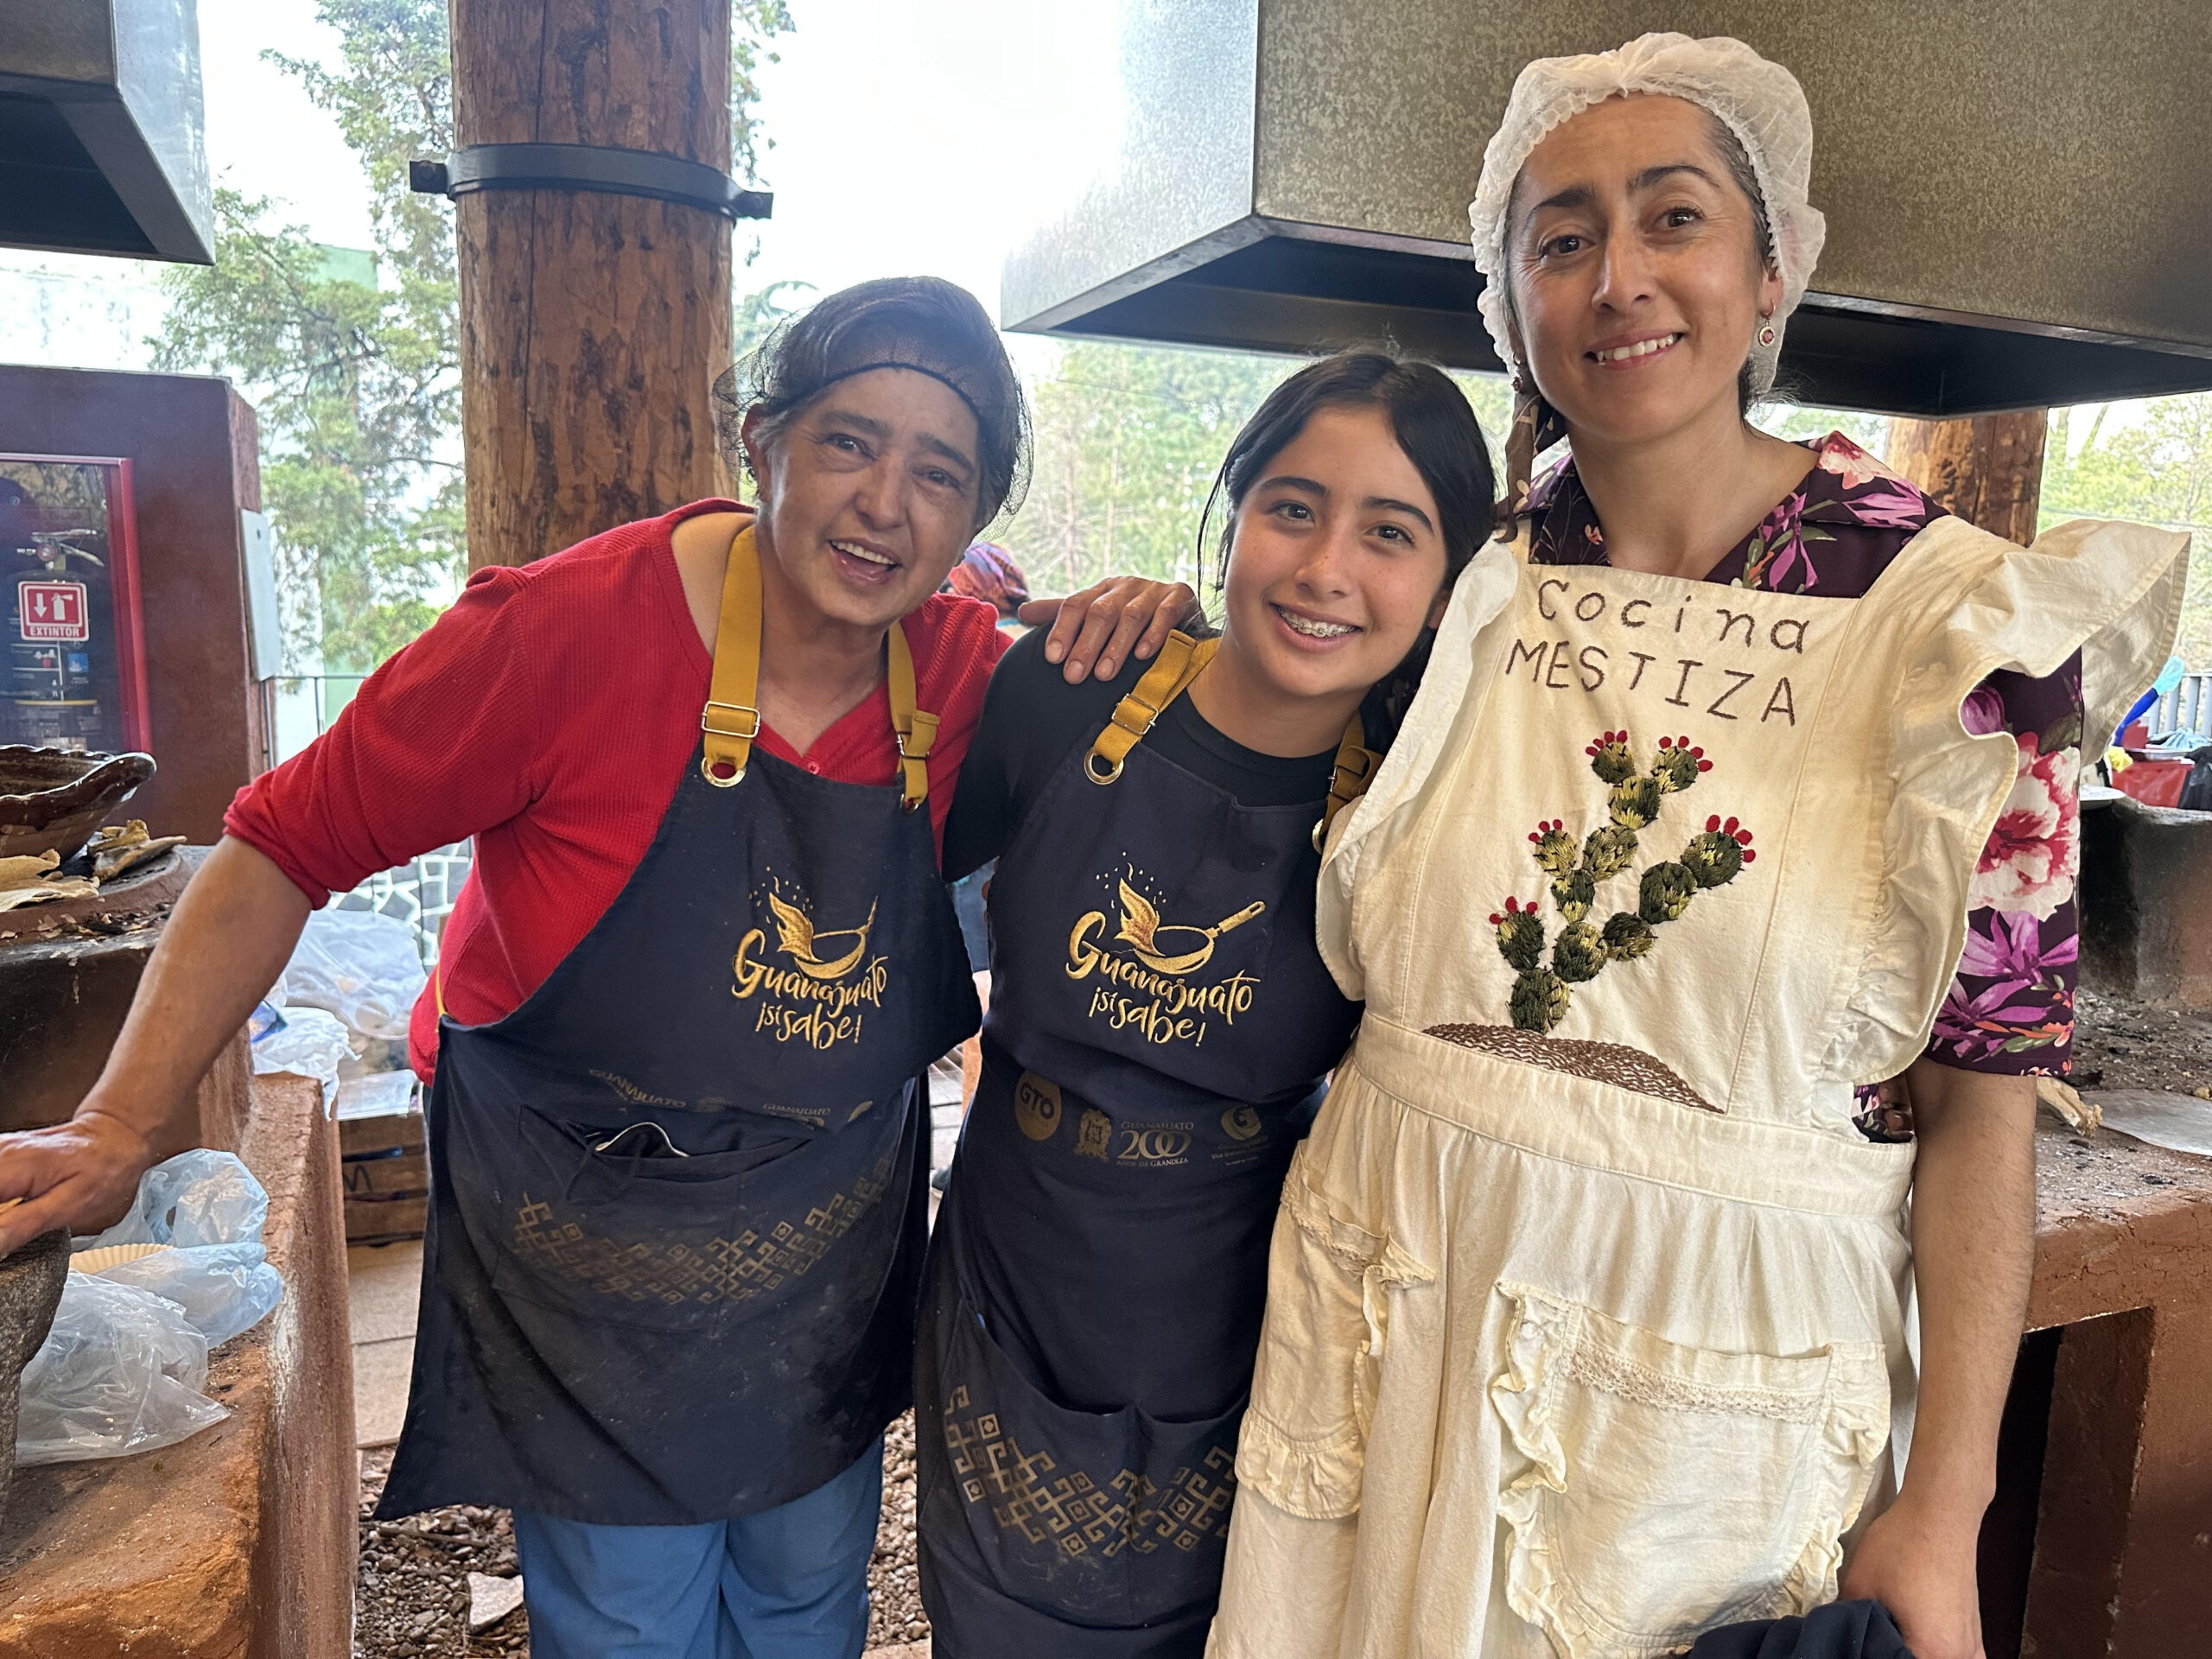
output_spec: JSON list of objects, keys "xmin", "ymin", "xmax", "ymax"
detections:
[{"xmin": 941, "ymin": 626, "xmax": 1147, "ymax": 881}]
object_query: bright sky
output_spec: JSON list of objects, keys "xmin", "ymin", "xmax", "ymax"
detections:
[
  {"xmin": 189, "ymin": 0, "xmax": 1122, "ymax": 355},
  {"xmin": 0, "ymin": 0, "xmax": 1123, "ymax": 369},
  {"xmin": 2, "ymin": 0, "xmax": 2151, "ymax": 441}
]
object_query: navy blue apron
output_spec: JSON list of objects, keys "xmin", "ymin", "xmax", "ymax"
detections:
[
  {"xmin": 916, "ymin": 635, "xmax": 1370, "ymax": 1656},
  {"xmin": 380, "ymin": 523, "xmax": 977, "ymax": 1525}
]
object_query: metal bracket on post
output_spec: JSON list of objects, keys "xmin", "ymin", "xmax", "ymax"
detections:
[{"xmin": 408, "ymin": 144, "xmax": 772, "ymax": 220}]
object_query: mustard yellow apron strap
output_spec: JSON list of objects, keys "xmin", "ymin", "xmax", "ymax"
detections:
[
  {"xmin": 698, "ymin": 521, "xmax": 937, "ymax": 807},
  {"xmin": 1316, "ymin": 716, "xmax": 1379, "ymax": 849},
  {"xmin": 701, "ymin": 523, "xmax": 766, "ymax": 786},
  {"xmin": 1084, "ymin": 632, "xmax": 1217, "ymax": 785},
  {"xmin": 887, "ymin": 620, "xmax": 937, "ymax": 811}
]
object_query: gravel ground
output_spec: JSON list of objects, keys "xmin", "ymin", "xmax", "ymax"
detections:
[
  {"xmin": 355, "ymin": 1450, "xmax": 526, "ymax": 1657},
  {"xmin": 354, "ymin": 1420, "xmax": 927, "ymax": 1656},
  {"xmin": 2073, "ymin": 986, "xmax": 2212, "ymax": 1096},
  {"xmin": 868, "ymin": 1413, "xmax": 930, "ymax": 1649}
]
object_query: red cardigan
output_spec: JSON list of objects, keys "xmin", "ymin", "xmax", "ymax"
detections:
[{"xmin": 226, "ymin": 500, "xmax": 1009, "ymax": 1079}]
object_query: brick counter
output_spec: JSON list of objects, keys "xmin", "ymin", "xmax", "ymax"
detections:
[{"xmin": 0, "ymin": 1071, "xmax": 354, "ymax": 1657}]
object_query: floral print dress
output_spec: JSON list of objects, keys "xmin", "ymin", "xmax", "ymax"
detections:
[{"xmin": 1527, "ymin": 432, "xmax": 2082, "ymax": 1139}]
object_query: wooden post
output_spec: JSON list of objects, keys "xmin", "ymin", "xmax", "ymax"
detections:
[
  {"xmin": 1884, "ymin": 410, "xmax": 2050, "ymax": 543},
  {"xmin": 450, "ymin": 0, "xmax": 734, "ymax": 571}
]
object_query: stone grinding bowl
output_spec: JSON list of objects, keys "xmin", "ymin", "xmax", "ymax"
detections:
[
  {"xmin": 0, "ymin": 746, "xmax": 156, "ymax": 862},
  {"xmin": 0, "ymin": 1228, "xmax": 69, "ymax": 1532}
]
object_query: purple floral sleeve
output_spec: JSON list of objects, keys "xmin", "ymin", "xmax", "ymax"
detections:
[{"xmin": 1926, "ymin": 659, "xmax": 2084, "ymax": 1075}]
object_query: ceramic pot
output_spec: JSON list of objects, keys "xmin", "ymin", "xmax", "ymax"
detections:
[{"xmin": 0, "ymin": 747, "xmax": 156, "ymax": 862}]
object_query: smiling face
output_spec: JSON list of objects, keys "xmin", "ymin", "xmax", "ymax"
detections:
[
  {"xmin": 741, "ymin": 365, "xmax": 985, "ymax": 632},
  {"xmin": 1217, "ymin": 403, "xmax": 1451, "ymax": 709},
  {"xmin": 1505, "ymin": 94, "xmax": 1783, "ymax": 448}
]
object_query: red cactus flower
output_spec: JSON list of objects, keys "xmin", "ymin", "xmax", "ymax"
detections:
[{"xmin": 1584, "ymin": 728, "xmax": 1628, "ymax": 755}]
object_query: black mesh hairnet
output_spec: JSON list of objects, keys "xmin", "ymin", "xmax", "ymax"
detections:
[{"xmin": 713, "ymin": 276, "xmax": 1031, "ymax": 529}]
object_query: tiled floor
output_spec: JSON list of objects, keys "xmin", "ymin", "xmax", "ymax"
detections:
[{"xmin": 347, "ymin": 1236, "xmax": 422, "ymax": 1448}]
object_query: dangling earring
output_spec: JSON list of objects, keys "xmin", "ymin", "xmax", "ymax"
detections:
[
  {"xmin": 1498, "ymin": 373, "xmax": 1568, "ymax": 540},
  {"xmin": 1758, "ymin": 316, "xmax": 1777, "ymax": 348}
]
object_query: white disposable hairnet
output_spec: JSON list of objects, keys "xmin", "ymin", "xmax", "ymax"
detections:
[{"xmin": 1468, "ymin": 32, "xmax": 1827, "ymax": 398}]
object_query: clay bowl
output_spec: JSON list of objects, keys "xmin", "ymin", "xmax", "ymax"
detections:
[{"xmin": 0, "ymin": 747, "xmax": 156, "ymax": 862}]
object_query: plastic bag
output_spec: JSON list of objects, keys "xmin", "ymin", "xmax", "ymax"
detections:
[
  {"xmin": 334, "ymin": 1069, "xmax": 419, "ymax": 1122},
  {"xmin": 281, "ymin": 907, "xmax": 426, "ymax": 1042},
  {"xmin": 251, "ymin": 1004, "xmax": 353, "ymax": 1109},
  {"xmin": 15, "ymin": 1274, "xmax": 228, "ymax": 1465},
  {"xmin": 75, "ymin": 1150, "xmax": 285, "ymax": 1347},
  {"xmin": 16, "ymin": 1152, "xmax": 289, "ymax": 1465}
]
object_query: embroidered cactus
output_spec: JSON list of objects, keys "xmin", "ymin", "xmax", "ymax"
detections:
[
  {"xmin": 1491, "ymin": 732, "xmax": 1753, "ymax": 1033},
  {"xmin": 1491, "ymin": 894, "xmax": 1546, "ymax": 971}
]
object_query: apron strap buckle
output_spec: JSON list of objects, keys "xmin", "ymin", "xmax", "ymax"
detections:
[
  {"xmin": 1084, "ymin": 632, "xmax": 1215, "ymax": 785},
  {"xmin": 702, "ymin": 701, "xmax": 762, "ymax": 787}
]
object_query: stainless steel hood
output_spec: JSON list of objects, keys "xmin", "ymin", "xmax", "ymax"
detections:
[
  {"xmin": 0, "ymin": 0, "xmax": 212, "ymax": 264},
  {"xmin": 1004, "ymin": 1, "xmax": 2212, "ymax": 416}
]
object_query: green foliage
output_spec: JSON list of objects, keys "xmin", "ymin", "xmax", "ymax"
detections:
[
  {"xmin": 732, "ymin": 3, "xmax": 797, "ymax": 186},
  {"xmin": 2041, "ymin": 398, "xmax": 2212, "ymax": 669},
  {"xmin": 1755, "ymin": 401, "xmax": 1890, "ymax": 453},
  {"xmin": 734, "ymin": 280, "xmax": 816, "ymax": 362},
  {"xmin": 154, "ymin": 184, "xmax": 462, "ymax": 674},
  {"xmin": 1002, "ymin": 345, "xmax": 1516, "ymax": 601},
  {"xmin": 152, "ymin": 0, "xmax": 793, "ymax": 674},
  {"xmin": 152, "ymin": 0, "xmax": 459, "ymax": 674},
  {"xmin": 1003, "ymin": 342, "xmax": 1286, "ymax": 598}
]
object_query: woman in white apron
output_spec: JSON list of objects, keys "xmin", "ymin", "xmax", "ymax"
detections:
[{"xmin": 1207, "ymin": 34, "xmax": 2190, "ymax": 1659}]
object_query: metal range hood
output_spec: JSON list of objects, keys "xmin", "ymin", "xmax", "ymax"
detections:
[
  {"xmin": 1004, "ymin": 1, "xmax": 2212, "ymax": 416},
  {"xmin": 0, "ymin": 0, "xmax": 212, "ymax": 264}
]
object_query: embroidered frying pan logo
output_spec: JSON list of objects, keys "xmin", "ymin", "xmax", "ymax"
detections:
[
  {"xmin": 766, "ymin": 893, "xmax": 878, "ymax": 981},
  {"xmin": 1113, "ymin": 880, "xmax": 1264, "ymax": 976},
  {"xmin": 734, "ymin": 884, "xmax": 889, "ymax": 1052},
  {"xmin": 1065, "ymin": 868, "xmax": 1266, "ymax": 1050}
]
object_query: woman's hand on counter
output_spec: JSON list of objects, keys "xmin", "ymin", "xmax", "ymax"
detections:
[
  {"xmin": 0, "ymin": 836, "xmax": 311, "ymax": 1258},
  {"xmin": 1019, "ymin": 577, "xmax": 1200, "ymax": 683},
  {"xmin": 0, "ymin": 1109, "xmax": 156, "ymax": 1256}
]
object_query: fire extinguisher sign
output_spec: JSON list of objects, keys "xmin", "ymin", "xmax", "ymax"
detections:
[{"xmin": 18, "ymin": 580, "xmax": 90, "ymax": 642}]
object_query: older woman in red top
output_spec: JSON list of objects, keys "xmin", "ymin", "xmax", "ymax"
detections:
[{"xmin": 0, "ymin": 277, "xmax": 1189, "ymax": 1659}]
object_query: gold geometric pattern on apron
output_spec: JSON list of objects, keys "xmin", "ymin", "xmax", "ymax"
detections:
[
  {"xmin": 508, "ymin": 1154, "xmax": 896, "ymax": 1306},
  {"xmin": 941, "ymin": 1385, "xmax": 1237, "ymax": 1558}
]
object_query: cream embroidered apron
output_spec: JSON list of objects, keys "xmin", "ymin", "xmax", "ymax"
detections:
[{"xmin": 1205, "ymin": 516, "xmax": 2188, "ymax": 1659}]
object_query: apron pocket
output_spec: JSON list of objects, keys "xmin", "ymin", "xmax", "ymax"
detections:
[
  {"xmin": 933, "ymin": 1278, "xmax": 1243, "ymax": 1629},
  {"xmin": 486, "ymin": 1107, "xmax": 822, "ymax": 1332},
  {"xmin": 1235, "ymin": 1154, "xmax": 1431, "ymax": 1522},
  {"xmin": 1490, "ymin": 1283, "xmax": 1891, "ymax": 1659}
]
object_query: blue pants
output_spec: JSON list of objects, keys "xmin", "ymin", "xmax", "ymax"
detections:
[{"xmin": 512, "ymin": 1435, "xmax": 884, "ymax": 1659}]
